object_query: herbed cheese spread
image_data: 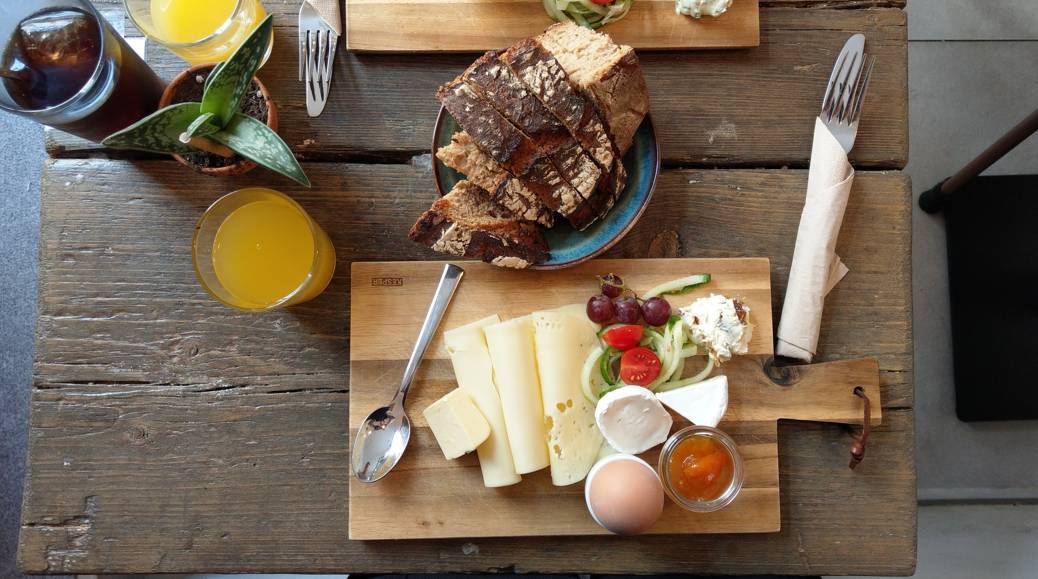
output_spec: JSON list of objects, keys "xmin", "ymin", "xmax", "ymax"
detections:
[
  {"xmin": 679, "ymin": 294, "xmax": 752, "ymax": 362},
  {"xmin": 676, "ymin": 0, "xmax": 733, "ymax": 18}
]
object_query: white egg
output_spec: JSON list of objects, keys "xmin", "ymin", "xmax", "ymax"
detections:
[{"xmin": 584, "ymin": 454, "xmax": 664, "ymax": 535}]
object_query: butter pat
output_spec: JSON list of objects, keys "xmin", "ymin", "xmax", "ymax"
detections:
[{"xmin": 423, "ymin": 389, "xmax": 491, "ymax": 460}]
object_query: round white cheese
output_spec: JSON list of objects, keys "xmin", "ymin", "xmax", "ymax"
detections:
[{"xmin": 594, "ymin": 386, "xmax": 673, "ymax": 455}]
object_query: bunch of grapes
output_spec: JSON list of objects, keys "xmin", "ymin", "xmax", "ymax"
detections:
[{"xmin": 586, "ymin": 274, "xmax": 671, "ymax": 326}]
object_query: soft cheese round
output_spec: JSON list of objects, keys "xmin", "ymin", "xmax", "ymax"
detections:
[{"xmin": 594, "ymin": 386, "xmax": 673, "ymax": 454}]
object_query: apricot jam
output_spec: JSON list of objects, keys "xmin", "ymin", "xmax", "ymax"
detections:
[{"xmin": 666, "ymin": 434, "xmax": 735, "ymax": 502}]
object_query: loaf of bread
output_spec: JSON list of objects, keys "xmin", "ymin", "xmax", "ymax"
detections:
[{"xmin": 413, "ymin": 23, "xmax": 649, "ymax": 268}]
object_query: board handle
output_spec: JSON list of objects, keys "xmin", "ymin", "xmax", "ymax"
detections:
[
  {"xmin": 849, "ymin": 386, "xmax": 872, "ymax": 470},
  {"xmin": 727, "ymin": 356, "xmax": 882, "ymax": 425}
]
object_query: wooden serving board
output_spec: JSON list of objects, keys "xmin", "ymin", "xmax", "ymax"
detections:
[
  {"xmin": 346, "ymin": 0, "xmax": 760, "ymax": 52},
  {"xmin": 348, "ymin": 259, "xmax": 881, "ymax": 540}
]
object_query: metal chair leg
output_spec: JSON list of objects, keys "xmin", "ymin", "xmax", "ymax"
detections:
[{"xmin": 919, "ymin": 108, "xmax": 1038, "ymax": 213}]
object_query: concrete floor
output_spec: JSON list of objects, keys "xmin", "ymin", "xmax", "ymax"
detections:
[
  {"xmin": 2, "ymin": 1, "xmax": 1038, "ymax": 577},
  {"xmin": 0, "ymin": 115, "xmax": 43, "ymax": 579},
  {"xmin": 907, "ymin": 0, "xmax": 1038, "ymax": 501}
]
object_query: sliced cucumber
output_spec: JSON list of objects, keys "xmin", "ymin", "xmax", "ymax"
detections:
[
  {"xmin": 648, "ymin": 318, "xmax": 685, "ymax": 390},
  {"xmin": 656, "ymin": 357, "xmax": 715, "ymax": 392},
  {"xmin": 643, "ymin": 274, "xmax": 712, "ymax": 299},
  {"xmin": 581, "ymin": 345, "xmax": 605, "ymax": 404},
  {"xmin": 599, "ymin": 347, "xmax": 622, "ymax": 386}
]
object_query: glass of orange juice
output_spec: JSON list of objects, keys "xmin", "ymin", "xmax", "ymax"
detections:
[
  {"xmin": 124, "ymin": 0, "xmax": 273, "ymax": 65},
  {"xmin": 192, "ymin": 188, "xmax": 336, "ymax": 311}
]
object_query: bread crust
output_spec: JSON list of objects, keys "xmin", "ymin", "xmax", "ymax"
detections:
[
  {"xmin": 502, "ymin": 37, "xmax": 615, "ymax": 172},
  {"xmin": 408, "ymin": 181, "xmax": 549, "ymax": 268},
  {"xmin": 538, "ymin": 22, "xmax": 650, "ymax": 156}
]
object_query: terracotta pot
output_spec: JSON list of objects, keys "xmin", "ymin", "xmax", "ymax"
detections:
[{"xmin": 158, "ymin": 63, "xmax": 279, "ymax": 177}]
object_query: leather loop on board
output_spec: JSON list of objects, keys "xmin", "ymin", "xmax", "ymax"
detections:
[{"xmin": 849, "ymin": 386, "xmax": 872, "ymax": 470}]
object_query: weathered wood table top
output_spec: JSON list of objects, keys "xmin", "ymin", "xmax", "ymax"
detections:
[{"xmin": 19, "ymin": 0, "xmax": 915, "ymax": 575}]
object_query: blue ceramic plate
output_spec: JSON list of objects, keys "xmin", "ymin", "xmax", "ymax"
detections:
[{"xmin": 432, "ymin": 107, "xmax": 660, "ymax": 270}]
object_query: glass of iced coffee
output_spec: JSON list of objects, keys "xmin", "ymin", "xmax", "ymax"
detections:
[{"xmin": 0, "ymin": 1, "xmax": 165, "ymax": 142}]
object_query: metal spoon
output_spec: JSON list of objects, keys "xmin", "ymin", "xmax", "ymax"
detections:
[{"xmin": 351, "ymin": 263, "xmax": 465, "ymax": 483}]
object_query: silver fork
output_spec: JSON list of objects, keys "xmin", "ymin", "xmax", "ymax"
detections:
[
  {"xmin": 820, "ymin": 34, "xmax": 876, "ymax": 153},
  {"xmin": 298, "ymin": 1, "xmax": 339, "ymax": 118}
]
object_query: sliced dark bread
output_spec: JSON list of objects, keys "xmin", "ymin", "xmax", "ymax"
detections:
[
  {"xmin": 437, "ymin": 79, "xmax": 582, "ymax": 214},
  {"xmin": 502, "ymin": 37, "xmax": 615, "ymax": 172},
  {"xmin": 408, "ymin": 181, "xmax": 549, "ymax": 269},
  {"xmin": 460, "ymin": 50, "xmax": 602, "ymax": 203},
  {"xmin": 436, "ymin": 131, "xmax": 554, "ymax": 228},
  {"xmin": 538, "ymin": 22, "xmax": 649, "ymax": 156},
  {"xmin": 499, "ymin": 38, "xmax": 629, "ymax": 221},
  {"xmin": 437, "ymin": 79, "xmax": 600, "ymax": 230}
]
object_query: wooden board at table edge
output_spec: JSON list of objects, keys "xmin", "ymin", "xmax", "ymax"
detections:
[
  {"xmin": 346, "ymin": 0, "xmax": 759, "ymax": 52},
  {"xmin": 348, "ymin": 257, "xmax": 881, "ymax": 540}
]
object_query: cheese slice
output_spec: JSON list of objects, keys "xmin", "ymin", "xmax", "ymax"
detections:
[
  {"xmin": 443, "ymin": 315, "xmax": 521, "ymax": 487},
  {"xmin": 484, "ymin": 316, "xmax": 549, "ymax": 474},
  {"xmin": 532, "ymin": 308, "xmax": 604, "ymax": 486},
  {"xmin": 422, "ymin": 389, "xmax": 490, "ymax": 460},
  {"xmin": 655, "ymin": 375, "xmax": 729, "ymax": 427}
]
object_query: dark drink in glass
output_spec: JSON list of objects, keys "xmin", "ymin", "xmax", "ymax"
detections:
[{"xmin": 0, "ymin": 1, "xmax": 165, "ymax": 142}]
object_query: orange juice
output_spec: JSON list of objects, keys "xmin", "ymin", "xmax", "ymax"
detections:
[
  {"xmin": 193, "ymin": 188, "xmax": 335, "ymax": 310},
  {"xmin": 136, "ymin": 0, "xmax": 271, "ymax": 65},
  {"xmin": 150, "ymin": 0, "xmax": 237, "ymax": 43}
]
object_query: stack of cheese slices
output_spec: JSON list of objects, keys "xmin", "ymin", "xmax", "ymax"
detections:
[
  {"xmin": 423, "ymin": 305, "xmax": 603, "ymax": 487},
  {"xmin": 409, "ymin": 22, "xmax": 651, "ymax": 269}
]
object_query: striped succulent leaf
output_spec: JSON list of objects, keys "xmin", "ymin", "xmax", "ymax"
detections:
[
  {"xmin": 201, "ymin": 15, "xmax": 273, "ymax": 127},
  {"xmin": 184, "ymin": 112, "xmax": 220, "ymax": 139},
  {"xmin": 211, "ymin": 113, "xmax": 311, "ymax": 187},
  {"xmin": 101, "ymin": 102, "xmax": 202, "ymax": 155}
]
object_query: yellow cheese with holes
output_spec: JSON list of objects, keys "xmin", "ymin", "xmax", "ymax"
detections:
[
  {"xmin": 533, "ymin": 307, "xmax": 604, "ymax": 485},
  {"xmin": 484, "ymin": 315, "xmax": 549, "ymax": 474},
  {"xmin": 443, "ymin": 315, "xmax": 521, "ymax": 487},
  {"xmin": 422, "ymin": 389, "xmax": 490, "ymax": 460}
]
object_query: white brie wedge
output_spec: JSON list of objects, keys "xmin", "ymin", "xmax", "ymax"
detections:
[{"xmin": 655, "ymin": 375, "xmax": 729, "ymax": 428}]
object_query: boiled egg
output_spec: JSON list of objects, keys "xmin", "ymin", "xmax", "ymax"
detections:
[{"xmin": 584, "ymin": 454, "xmax": 664, "ymax": 535}]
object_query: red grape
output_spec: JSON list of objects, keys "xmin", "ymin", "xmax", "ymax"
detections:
[
  {"xmin": 586, "ymin": 294, "xmax": 615, "ymax": 324},
  {"xmin": 599, "ymin": 273, "xmax": 624, "ymax": 298},
  {"xmin": 642, "ymin": 297, "xmax": 672, "ymax": 326},
  {"xmin": 614, "ymin": 297, "xmax": 642, "ymax": 324}
]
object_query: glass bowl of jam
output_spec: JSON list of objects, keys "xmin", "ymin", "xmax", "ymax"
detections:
[{"xmin": 658, "ymin": 425, "xmax": 744, "ymax": 512}]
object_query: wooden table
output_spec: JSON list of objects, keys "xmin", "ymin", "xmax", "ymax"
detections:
[{"xmin": 18, "ymin": 0, "xmax": 915, "ymax": 575}]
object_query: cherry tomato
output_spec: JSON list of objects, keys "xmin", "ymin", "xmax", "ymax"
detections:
[
  {"xmin": 601, "ymin": 325, "xmax": 643, "ymax": 351},
  {"xmin": 619, "ymin": 347, "xmax": 662, "ymax": 386}
]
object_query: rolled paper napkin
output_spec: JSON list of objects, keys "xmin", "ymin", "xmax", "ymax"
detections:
[
  {"xmin": 306, "ymin": 0, "xmax": 343, "ymax": 36},
  {"xmin": 776, "ymin": 117, "xmax": 855, "ymax": 362}
]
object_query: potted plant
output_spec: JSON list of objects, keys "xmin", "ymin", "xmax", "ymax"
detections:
[{"xmin": 103, "ymin": 15, "xmax": 309, "ymax": 187}]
